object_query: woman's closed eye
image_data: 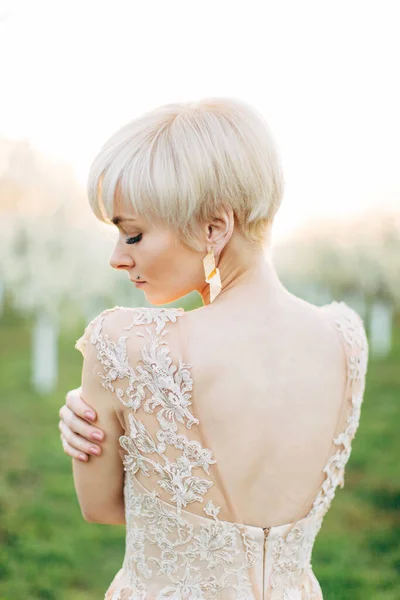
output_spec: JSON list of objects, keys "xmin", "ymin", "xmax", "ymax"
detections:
[{"xmin": 126, "ymin": 233, "xmax": 143, "ymax": 245}]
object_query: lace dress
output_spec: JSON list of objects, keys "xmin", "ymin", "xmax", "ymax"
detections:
[{"xmin": 75, "ymin": 301, "xmax": 368, "ymax": 600}]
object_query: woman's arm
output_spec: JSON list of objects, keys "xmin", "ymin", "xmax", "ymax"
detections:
[{"xmin": 72, "ymin": 341, "xmax": 126, "ymax": 525}]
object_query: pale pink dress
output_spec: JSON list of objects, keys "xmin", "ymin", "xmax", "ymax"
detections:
[{"xmin": 76, "ymin": 301, "xmax": 368, "ymax": 599}]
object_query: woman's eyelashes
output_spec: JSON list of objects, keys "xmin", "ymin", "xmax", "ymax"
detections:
[{"xmin": 126, "ymin": 233, "xmax": 143, "ymax": 245}]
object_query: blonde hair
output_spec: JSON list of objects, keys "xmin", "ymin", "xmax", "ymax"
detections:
[{"xmin": 88, "ymin": 97, "xmax": 284, "ymax": 250}]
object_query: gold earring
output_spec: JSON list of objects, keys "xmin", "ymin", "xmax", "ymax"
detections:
[{"xmin": 203, "ymin": 247, "xmax": 222, "ymax": 302}]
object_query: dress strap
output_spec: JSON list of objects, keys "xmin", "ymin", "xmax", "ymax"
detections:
[
  {"xmin": 331, "ymin": 301, "xmax": 369, "ymax": 399},
  {"xmin": 305, "ymin": 301, "xmax": 369, "ymax": 519}
]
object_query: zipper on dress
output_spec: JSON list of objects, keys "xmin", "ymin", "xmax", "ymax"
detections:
[
  {"xmin": 263, "ymin": 526, "xmax": 271, "ymax": 540},
  {"xmin": 262, "ymin": 527, "xmax": 271, "ymax": 598}
]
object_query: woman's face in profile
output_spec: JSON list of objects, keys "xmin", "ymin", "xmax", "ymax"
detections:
[{"xmin": 108, "ymin": 204, "xmax": 205, "ymax": 305}]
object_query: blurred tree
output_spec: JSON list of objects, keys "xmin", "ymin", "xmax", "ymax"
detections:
[
  {"xmin": 0, "ymin": 137, "xmax": 142, "ymax": 393},
  {"xmin": 273, "ymin": 210, "xmax": 400, "ymax": 357}
]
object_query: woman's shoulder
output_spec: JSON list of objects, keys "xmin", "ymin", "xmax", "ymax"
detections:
[
  {"xmin": 319, "ymin": 300, "xmax": 363, "ymax": 320},
  {"xmin": 95, "ymin": 305, "xmax": 184, "ymax": 326},
  {"xmin": 318, "ymin": 300, "xmax": 369, "ymax": 365},
  {"xmin": 318, "ymin": 300, "xmax": 367, "ymax": 336},
  {"xmin": 75, "ymin": 305, "xmax": 185, "ymax": 355}
]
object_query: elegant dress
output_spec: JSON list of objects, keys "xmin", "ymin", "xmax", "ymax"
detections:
[{"xmin": 75, "ymin": 300, "xmax": 368, "ymax": 600}]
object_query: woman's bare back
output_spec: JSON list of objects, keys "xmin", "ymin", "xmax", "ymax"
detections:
[{"xmin": 179, "ymin": 292, "xmax": 348, "ymax": 527}]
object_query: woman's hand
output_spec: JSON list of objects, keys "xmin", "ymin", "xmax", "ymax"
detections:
[{"xmin": 59, "ymin": 387, "xmax": 105, "ymax": 461}]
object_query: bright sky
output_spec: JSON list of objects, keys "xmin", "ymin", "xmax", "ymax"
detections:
[{"xmin": 1, "ymin": 0, "xmax": 399, "ymax": 243}]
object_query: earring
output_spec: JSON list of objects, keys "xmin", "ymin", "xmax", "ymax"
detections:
[{"xmin": 203, "ymin": 247, "xmax": 222, "ymax": 302}]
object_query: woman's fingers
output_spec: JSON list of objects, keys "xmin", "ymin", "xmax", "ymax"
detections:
[
  {"xmin": 59, "ymin": 402, "xmax": 104, "ymax": 443},
  {"xmin": 66, "ymin": 386, "xmax": 98, "ymax": 423},
  {"xmin": 59, "ymin": 387, "xmax": 105, "ymax": 446},
  {"xmin": 58, "ymin": 387, "xmax": 106, "ymax": 459},
  {"xmin": 59, "ymin": 419, "xmax": 102, "ymax": 457},
  {"xmin": 60, "ymin": 432, "xmax": 89, "ymax": 462}
]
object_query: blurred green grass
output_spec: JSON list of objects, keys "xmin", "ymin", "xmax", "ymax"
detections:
[{"xmin": 0, "ymin": 306, "xmax": 399, "ymax": 599}]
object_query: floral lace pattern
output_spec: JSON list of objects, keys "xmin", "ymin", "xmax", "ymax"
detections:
[
  {"xmin": 80, "ymin": 307, "xmax": 260, "ymax": 599},
  {"xmin": 76, "ymin": 301, "xmax": 368, "ymax": 599},
  {"xmin": 268, "ymin": 519, "xmax": 323, "ymax": 592},
  {"xmin": 307, "ymin": 302, "xmax": 368, "ymax": 519}
]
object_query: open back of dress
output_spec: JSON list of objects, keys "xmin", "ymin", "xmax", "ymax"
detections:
[{"xmin": 76, "ymin": 300, "xmax": 368, "ymax": 600}]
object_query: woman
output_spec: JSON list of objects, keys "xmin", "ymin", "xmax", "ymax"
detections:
[{"xmin": 59, "ymin": 97, "xmax": 368, "ymax": 599}]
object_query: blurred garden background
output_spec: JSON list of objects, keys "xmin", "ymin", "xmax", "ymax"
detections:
[{"xmin": 1, "ymin": 1, "xmax": 399, "ymax": 598}]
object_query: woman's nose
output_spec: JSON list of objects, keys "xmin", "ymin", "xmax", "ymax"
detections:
[{"xmin": 109, "ymin": 244, "xmax": 135, "ymax": 271}]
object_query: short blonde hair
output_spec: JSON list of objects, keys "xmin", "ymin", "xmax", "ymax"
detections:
[{"xmin": 88, "ymin": 97, "xmax": 284, "ymax": 250}]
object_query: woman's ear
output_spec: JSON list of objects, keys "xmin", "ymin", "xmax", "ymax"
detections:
[{"xmin": 205, "ymin": 205, "xmax": 234, "ymax": 258}]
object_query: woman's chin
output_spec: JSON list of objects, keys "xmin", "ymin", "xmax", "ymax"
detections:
[
  {"xmin": 144, "ymin": 290, "xmax": 184, "ymax": 307},
  {"xmin": 142, "ymin": 291, "xmax": 169, "ymax": 306}
]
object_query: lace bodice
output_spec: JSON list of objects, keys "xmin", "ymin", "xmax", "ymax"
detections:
[{"xmin": 75, "ymin": 301, "xmax": 368, "ymax": 600}]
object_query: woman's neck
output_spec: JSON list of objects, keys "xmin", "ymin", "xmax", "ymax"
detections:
[{"xmin": 199, "ymin": 236, "xmax": 287, "ymax": 307}]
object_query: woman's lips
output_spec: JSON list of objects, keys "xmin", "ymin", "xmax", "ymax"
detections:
[{"xmin": 132, "ymin": 280, "xmax": 146, "ymax": 287}]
